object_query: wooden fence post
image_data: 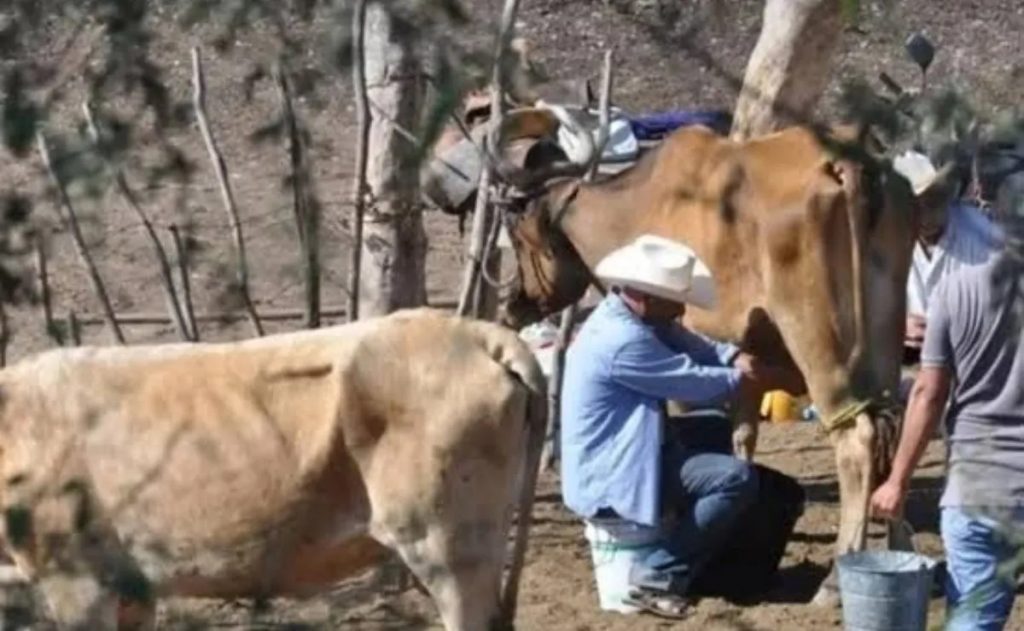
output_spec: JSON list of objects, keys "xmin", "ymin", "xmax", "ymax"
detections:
[
  {"xmin": 68, "ymin": 311, "xmax": 82, "ymax": 346},
  {"xmin": 169, "ymin": 224, "xmax": 200, "ymax": 341},
  {"xmin": 37, "ymin": 132, "xmax": 125, "ymax": 345},
  {"xmin": 83, "ymin": 101, "xmax": 192, "ymax": 342},
  {"xmin": 33, "ymin": 236, "xmax": 61, "ymax": 346},
  {"xmin": 191, "ymin": 46, "xmax": 264, "ymax": 337},
  {"xmin": 274, "ymin": 62, "xmax": 321, "ymax": 329},
  {"xmin": 543, "ymin": 50, "xmax": 615, "ymax": 472},
  {"xmin": 0, "ymin": 300, "xmax": 8, "ymax": 367},
  {"xmin": 456, "ymin": 0, "xmax": 521, "ymax": 319},
  {"xmin": 347, "ymin": 0, "xmax": 371, "ymax": 322}
]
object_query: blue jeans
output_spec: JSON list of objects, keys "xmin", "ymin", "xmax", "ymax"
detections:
[
  {"xmin": 942, "ymin": 506, "xmax": 1024, "ymax": 631},
  {"xmin": 629, "ymin": 415, "xmax": 760, "ymax": 596}
]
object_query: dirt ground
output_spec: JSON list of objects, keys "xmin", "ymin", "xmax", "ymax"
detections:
[
  {"xmin": 3, "ymin": 422, "xmax": 1022, "ymax": 629},
  {"xmin": 151, "ymin": 422, "xmax": 1021, "ymax": 630},
  {"xmin": 2, "ymin": 1, "xmax": 1024, "ymax": 629}
]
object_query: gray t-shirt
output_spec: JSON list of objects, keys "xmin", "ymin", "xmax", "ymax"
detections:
[{"xmin": 921, "ymin": 256, "xmax": 1024, "ymax": 508}]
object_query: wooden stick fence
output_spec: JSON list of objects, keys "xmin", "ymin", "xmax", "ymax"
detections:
[
  {"xmin": 348, "ymin": 0, "xmax": 371, "ymax": 322},
  {"xmin": 542, "ymin": 50, "xmax": 616, "ymax": 472},
  {"xmin": 67, "ymin": 311, "xmax": 82, "ymax": 346},
  {"xmin": 0, "ymin": 301, "xmax": 8, "ymax": 367},
  {"xmin": 34, "ymin": 237, "xmax": 60, "ymax": 345},
  {"xmin": 83, "ymin": 101, "xmax": 193, "ymax": 342},
  {"xmin": 70, "ymin": 301, "xmax": 457, "ymax": 327},
  {"xmin": 15, "ymin": 35, "xmax": 471, "ymax": 358},
  {"xmin": 456, "ymin": 0, "xmax": 521, "ymax": 318},
  {"xmin": 192, "ymin": 46, "xmax": 264, "ymax": 337},
  {"xmin": 274, "ymin": 62, "xmax": 322, "ymax": 329},
  {"xmin": 169, "ymin": 224, "xmax": 200, "ymax": 340},
  {"xmin": 37, "ymin": 132, "xmax": 126, "ymax": 345}
]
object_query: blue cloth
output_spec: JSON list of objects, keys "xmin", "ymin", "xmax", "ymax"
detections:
[
  {"xmin": 629, "ymin": 415, "xmax": 760, "ymax": 596},
  {"xmin": 627, "ymin": 110, "xmax": 732, "ymax": 141},
  {"xmin": 560, "ymin": 293, "xmax": 742, "ymax": 526},
  {"xmin": 941, "ymin": 506, "xmax": 1024, "ymax": 631}
]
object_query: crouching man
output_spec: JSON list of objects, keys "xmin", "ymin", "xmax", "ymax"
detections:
[{"xmin": 560, "ymin": 234, "xmax": 788, "ymax": 619}]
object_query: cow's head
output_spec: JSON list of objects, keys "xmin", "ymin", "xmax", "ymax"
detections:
[{"xmin": 501, "ymin": 179, "xmax": 595, "ymax": 327}]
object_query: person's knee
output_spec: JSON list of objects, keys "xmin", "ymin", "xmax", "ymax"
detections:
[{"xmin": 726, "ymin": 460, "xmax": 760, "ymax": 507}]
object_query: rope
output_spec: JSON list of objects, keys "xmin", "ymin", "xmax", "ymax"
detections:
[
  {"xmin": 477, "ymin": 194, "xmax": 521, "ymax": 292},
  {"xmin": 820, "ymin": 398, "xmax": 873, "ymax": 433},
  {"xmin": 819, "ymin": 393, "xmax": 904, "ymax": 485}
]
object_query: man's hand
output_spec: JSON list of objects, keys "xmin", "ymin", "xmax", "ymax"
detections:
[
  {"xmin": 905, "ymin": 315, "xmax": 926, "ymax": 349},
  {"xmin": 870, "ymin": 478, "xmax": 908, "ymax": 520},
  {"xmin": 732, "ymin": 352, "xmax": 757, "ymax": 377},
  {"xmin": 733, "ymin": 352, "xmax": 804, "ymax": 394}
]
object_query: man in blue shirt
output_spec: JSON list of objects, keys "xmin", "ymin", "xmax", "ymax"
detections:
[{"xmin": 561, "ymin": 234, "xmax": 788, "ymax": 618}]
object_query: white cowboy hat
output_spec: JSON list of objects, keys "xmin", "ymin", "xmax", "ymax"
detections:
[
  {"xmin": 595, "ymin": 234, "xmax": 718, "ymax": 310},
  {"xmin": 893, "ymin": 150, "xmax": 940, "ymax": 195}
]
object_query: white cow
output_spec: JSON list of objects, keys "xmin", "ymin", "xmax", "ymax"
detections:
[{"xmin": 0, "ymin": 308, "xmax": 547, "ymax": 630}]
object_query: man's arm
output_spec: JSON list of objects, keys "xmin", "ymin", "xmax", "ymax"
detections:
[
  {"xmin": 871, "ymin": 276, "xmax": 955, "ymax": 519},
  {"xmin": 870, "ymin": 366, "xmax": 952, "ymax": 518},
  {"xmin": 658, "ymin": 325, "xmax": 740, "ymax": 367},
  {"xmin": 610, "ymin": 337, "xmax": 743, "ymax": 405},
  {"xmin": 660, "ymin": 325, "xmax": 806, "ymax": 394}
]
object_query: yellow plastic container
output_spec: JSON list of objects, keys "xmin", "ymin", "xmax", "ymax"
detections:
[{"xmin": 760, "ymin": 390, "xmax": 801, "ymax": 423}]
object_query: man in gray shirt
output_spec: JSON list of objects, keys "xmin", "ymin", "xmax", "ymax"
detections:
[{"xmin": 872, "ymin": 253, "xmax": 1024, "ymax": 630}]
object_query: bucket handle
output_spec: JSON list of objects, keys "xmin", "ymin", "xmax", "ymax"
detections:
[
  {"xmin": 855, "ymin": 517, "xmax": 920, "ymax": 553},
  {"xmin": 851, "ymin": 518, "xmax": 933, "ymax": 573}
]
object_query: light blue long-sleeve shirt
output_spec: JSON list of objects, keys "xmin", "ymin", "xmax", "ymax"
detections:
[{"xmin": 560, "ymin": 293, "xmax": 742, "ymax": 526}]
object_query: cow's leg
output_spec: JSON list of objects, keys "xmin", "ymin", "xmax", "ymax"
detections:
[
  {"xmin": 813, "ymin": 413, "xmax": 875, "ymax": 607},
  {"xmin": 35, "ymin": 546, "xmax": 156, "ymax": 631},
  {"xmin": 388, "ymin": 524, "xmax": 507, "ymax": 631},
  {"xmin": 23, "ymin": 522, "xmax": 155, "ymax": 630},
  {"xmin": 37, "ymin": 569, "xmax": 120, "ymax": 630},
  {"xmin": 118, "ymin": 599, "xmax": 157, "ymax": 630},
  {"xmin": 730, "ymin": 388, "xmax": 761, "ymax": 461}
]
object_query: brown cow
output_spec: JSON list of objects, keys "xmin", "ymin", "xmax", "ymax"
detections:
[
  {"xmin": 0, "ymin": 308, "xmax": 547, "ymax": 630},
  {"xmin": 494, "ymin": 122, "xmax": 953, "ymax": 604}
]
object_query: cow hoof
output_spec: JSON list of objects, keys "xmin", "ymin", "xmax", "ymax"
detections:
[{"xmin": 811, "ymin": 584, "xmax": 840, "ymax": 608}]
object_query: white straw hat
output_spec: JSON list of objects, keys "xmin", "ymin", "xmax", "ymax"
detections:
[
  {"xmin": 595, "ymin": 234, "xmax": 717, "ymax": 310},
  {"xmin": 893, "ymin": 150, "xmax": 940, "ymax": 195}
]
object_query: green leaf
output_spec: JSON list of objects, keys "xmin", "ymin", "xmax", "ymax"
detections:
[
  {"xmin": 2, "ymin": 70, "xmax": 40, "ymax": 157},
  {"xmin": 840, "ymin": 0, "xmax": 860, "ymax": 24},
  {"xmin": 413, "ymin": 52, "xmax": 463, "ymax": 167}
]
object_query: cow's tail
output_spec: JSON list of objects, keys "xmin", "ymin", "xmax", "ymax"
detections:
[{"xmin": 470, "ymin": 320, "xmax": 549, "ymax": 629}]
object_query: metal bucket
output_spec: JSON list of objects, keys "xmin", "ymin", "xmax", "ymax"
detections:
[{"xmin": 837, "ymin": 549, "xmax": 938, "ymax": 631}]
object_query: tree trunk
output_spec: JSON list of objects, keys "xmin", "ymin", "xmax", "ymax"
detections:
[
  {"xmin": 357, "ymin": 4, "xmax": 427, "ymax": 317},
  {"xmin": 730, "ymin": 0, "xmax": 842, "ymax": 141}
]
